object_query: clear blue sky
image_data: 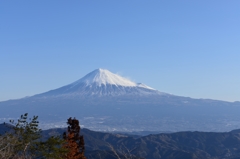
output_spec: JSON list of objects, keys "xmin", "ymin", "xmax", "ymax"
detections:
[{"xmin": 1, "ymin": 1, "xmax": 240, "ymax": 102}]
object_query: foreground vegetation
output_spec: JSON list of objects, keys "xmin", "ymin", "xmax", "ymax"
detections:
[{"xmin": 0, "ymin": 113, "xmax": 86, "ymax": 159}]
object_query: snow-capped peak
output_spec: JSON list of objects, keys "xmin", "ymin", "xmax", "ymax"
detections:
[
  {"xmin": 71, "ymin": 68, "xmax": 155, "ymax": 90},
  {"xmin": 72, "ymin": 68, "xmax": 136, "ymax": 86}
]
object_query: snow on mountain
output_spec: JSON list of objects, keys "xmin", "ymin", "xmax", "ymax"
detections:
[
  {"xmin": 72, "ymin": 68, "xmax": 137, "ymax": 87},
  {"xmin": 70, "ymin": 68, "xmax": 155, "ymax": 90},
  {"xmin": 1, "ymin": 68, "xmax": 240, "ymax": 132},
  {"xmin": 35, "ymin": 68, "xmax": 163, "ymax": 97}
]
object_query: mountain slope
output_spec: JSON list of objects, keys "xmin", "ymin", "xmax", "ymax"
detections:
[
  {"xmin": 0, "ymin": 69, "xmax": 240, "ymax": 132},
  {"xmin": 27, "ymin": 126, "xmax": 240, "ymax": 159},
  {"xmin": 33, "ymin": 68, "xmax": 165, "ymax": 98}
]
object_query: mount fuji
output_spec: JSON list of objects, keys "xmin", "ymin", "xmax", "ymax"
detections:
[
  {"xmin": 1, "ymin": 69, "xmax": 240, "ymax": 132},
  {"xmin": 34, "ymin": 68, "xmax": 165, "ymax": 98}
]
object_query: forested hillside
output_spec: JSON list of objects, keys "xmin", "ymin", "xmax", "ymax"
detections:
[{"xmin": 2, "ymin": 123, "xmax": 240, "ymax": 159}]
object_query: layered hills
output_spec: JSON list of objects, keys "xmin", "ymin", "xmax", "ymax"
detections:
[
  {"xmin": 1, "ymin": 123, "xmax": 240, "ymax": 159},
  {"xmin": 49, "ymin": 128, "xmax": 240, "ymax": 159}
]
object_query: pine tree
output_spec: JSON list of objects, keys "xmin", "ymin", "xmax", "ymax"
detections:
[
  {"xmin": 0, "ymin": 113, "xmax": 67, "ymax": 159},
  {"xmin": 63, "ymin": 117, "xmax": 86, "ymax": 159},
  {"xmin": 11, "ymin": 113, "xmax": 41, "ymax": 158},
  {"xmin": 37, "ymin": 136, "xmax": 68, "ymax": 159}
]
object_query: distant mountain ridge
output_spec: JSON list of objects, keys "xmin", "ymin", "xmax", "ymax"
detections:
[
  {"xmin": 1, "ymin": 69, "xmax": 240, "ymax": 132},
  {"xmin": 2, "ymin": 123, "xmax": 240, "ymax": 159}
]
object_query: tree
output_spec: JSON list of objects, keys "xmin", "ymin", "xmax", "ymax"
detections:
[
  {"xmin": 0, "ymin": 132, "xmax": 18, "ymax": 159},
  {"xmin": 0, "ymin": 113, "xmax": 67, "ymax": 159},
  {"xmin": 11, "ymin": 113, "xmax": 41, "ymax": 158},
  {"xmin": 37, "ymin": 136, "xmax": 68, "ymax": 159},
  {"xmin": 63, "ymin": 117, "xmax": 86, "ymax": 159}
]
